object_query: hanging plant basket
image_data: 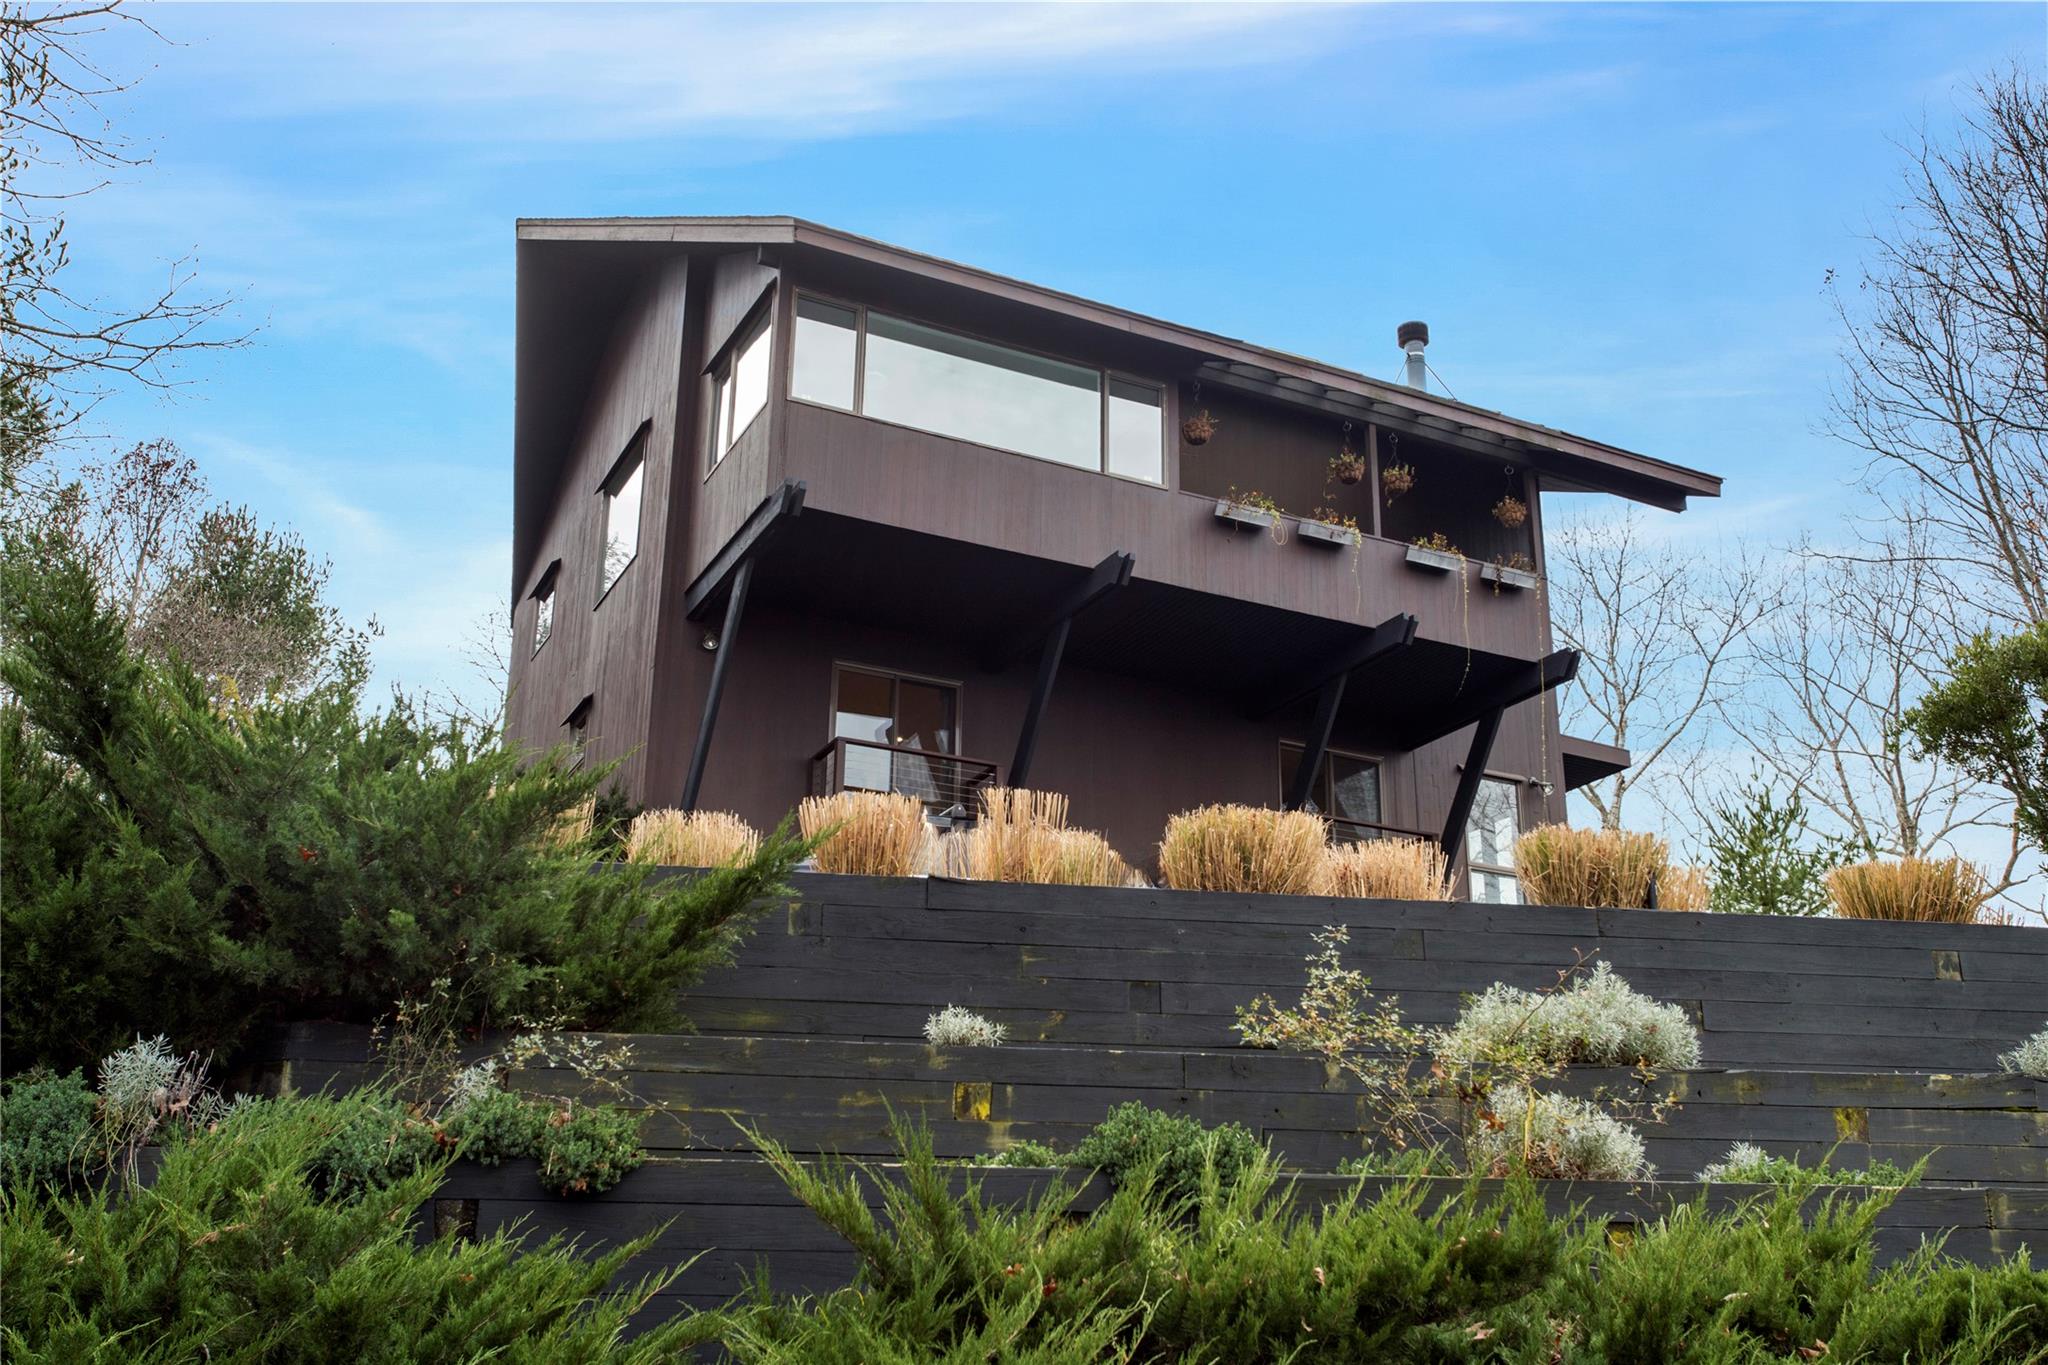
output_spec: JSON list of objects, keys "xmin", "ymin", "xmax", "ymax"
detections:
[
  {"xmin": 1492, "ymin": 494, "xmax": 1529, "ymax": 530},
  {"xmin": 1381, "ymin": 462, "xmax": 1415, "ymax": 500},
  {"xmin": 1330, "ymin": 450, "xmax": 1366, "ymax": 485},
  {"xmin": 1181, "ymin": 409, "xmax": 1217, "ymax": 447}
]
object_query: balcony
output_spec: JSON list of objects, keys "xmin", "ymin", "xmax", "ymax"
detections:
[
  {"xmin": 809, "ymin": 737, "xmax": 1001, "ymax": 820},
  {"xmin": 1328, "ymin": 815, "xmax": 1437, "ymax": 846}
]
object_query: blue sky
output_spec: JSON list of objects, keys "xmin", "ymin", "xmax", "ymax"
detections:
[{"xmin": 60, "ymin": 2, "xmax": 2045, "ymax": 709}]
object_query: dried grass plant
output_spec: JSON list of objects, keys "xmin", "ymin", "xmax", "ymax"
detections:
[
  {"xmin": 949, "ymin": 788, "xmax": 1132, "ymax": 887},
  {"xmin": 1157, "ymin": 804, "xmax": 1330, "ymax": 895},
  {"xmin": 542, "ymin": 797, "xmax": 596, "ymax": 851},
  {"xmin": 1658, "ymin": 865, "xmax": 1712, "ymax": 912},
  {"xmin": 1513, "ymin": 824, "xmax": 1675, "ymax": 909},
  {"xmin": 624, "ymin": 809, "xmax": 762, "ymax": 868},
  {"xmin": 798, "ymin": 791, "xmax": 934, "ymax": 877},
  {"xmin": 1826, "ymin": 856, "xmax": 1988, "ymax": 923},
  {"xmin": 1324, "ymin": 838, "xmax": 1450, "ymax": 901}
]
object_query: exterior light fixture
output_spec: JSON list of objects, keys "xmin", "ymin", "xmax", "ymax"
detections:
[{"xmin": 700, "ymin": 631, "xmax": 719, "ymax": 652}]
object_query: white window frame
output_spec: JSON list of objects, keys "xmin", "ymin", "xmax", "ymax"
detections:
[
  {"xmin": 786, "ymin": 290, "xmax": 1166, "ymax": 487},
  {"xmin": 597, "ymin": 432, "xmax": 645, "ymax": 605},
  {"xmin": 1466, "ymin": 775, "xmax": 1523, "ymax": 903},
  {"xmin": 706, "ymin": 304, "xmax": 773, "ymax": 471},
  {"xmin": 529, "ymin": 561, "xmax": 559, "ymax": 658}
]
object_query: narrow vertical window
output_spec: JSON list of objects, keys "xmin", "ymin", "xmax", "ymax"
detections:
[
  {"xmin": 564, "ymin": 694, "xmax": 593, "ymax": 770},
  {"xmin": 1466, "ymin": 777, "xmax": 1522, "ymax": 903},
  {"xmin": 708, "ymin": 306, "xmax": 772, "ymax": 468},
  {"xmin": 599, "ymin": 437, "xmax": 644, "ymax": 600},
  {"xmin": 529, "ymin": 561, "xmax": 559, "ymax": 657},
  {"xmin": 792, "ymin": 297, "xmax": 857, "ymax": 408},
  {"xmin": 1106, "ymin": 378, "xmax": 1164, "ymax": 484}
]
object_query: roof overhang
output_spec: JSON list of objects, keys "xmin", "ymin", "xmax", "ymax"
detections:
[
  {"xmin": 512, "ymin": 216, "xmax": 1724, "ymax": 594},
  {"xmin": 1560, "ymin": 734, "xmax": 1632, "ymax": 790}
]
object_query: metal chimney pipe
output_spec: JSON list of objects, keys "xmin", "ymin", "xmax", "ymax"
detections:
[{"xmin": 1397, "ymin": 320, "xmax": 1429, "ymax": 391}]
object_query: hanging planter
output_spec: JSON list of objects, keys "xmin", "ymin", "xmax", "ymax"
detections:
[
  {"xmin": 1330, "ymin": 449, "xmax": 1365, "ymax": 486},
  {"xmin": 1182, "ymin": 409, "xmax": 1216, "ymax": 446},
  {"xmin": 1492, "ymin": 494, "xmax": 1529, "ymax": 530},
  {"xmin": 1381, "ymin": 462, "xmax": 1415, "ymax": 500}
]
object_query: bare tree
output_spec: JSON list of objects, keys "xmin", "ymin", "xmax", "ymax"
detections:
[
  {"xmin": 2, "ymin": 2, "xmax": 240, "ymax": 423},
  {"xmin": 1734, "ymin": 525, "xmax": 2027, "ymax": 896},
  {"xmin": 33, "ymin": 437, "xmax": 361, "ymax": 698},
  {"xmin": 1830, "ymin": 67, "xmax": 2048, "ymax": 629},
  {"xmin": 1547, "ymin": 508, "xmax": 1783, "ymax": 830}
]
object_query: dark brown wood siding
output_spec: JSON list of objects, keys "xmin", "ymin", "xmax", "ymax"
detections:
[{"xmin": 506, "ymin": 258, "xmax": 691, "ymax": 797}]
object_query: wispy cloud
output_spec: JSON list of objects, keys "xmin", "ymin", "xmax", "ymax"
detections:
[{"xmin": 165, "ymin": 3, "xmax": 1345, "ymax": 145}]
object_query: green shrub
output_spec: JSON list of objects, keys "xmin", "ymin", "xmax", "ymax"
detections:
[
  {"xmin": 972, "ymin": 1139, "xmax": 1065, "ymax": 1169},
  {"xmin": 307, "ymin": 1095, "xmax": 445, "ymax": 1199},
  {"xmin": 0, "ymin": 543, "xmax": 811, "ymax": 1074},
  {"xmin": 703, "ymin": 1119, "xmax": 2047, "ymax": 1361},
  {"xmin": 1070, "ymin": 1102, "xmax": 1260, "ymax": 1202},
  {"xmin": 1336, "ymin": 1146, "xmax": 1453, "ymax": 1178},
  {"xmin": 1697, "ymin": 1142, "xmax": 1918, "ymax": 1189},
  {"xmin": 0, "ymin": 1096, "xmax": 713, "ymax": 1360},
  {"xmin": 445, "ymin": 1087, "xmax": 547, "ymax": 1164},
  {"xmin": 534, "ymin": 1101, "xmax": 645, "ymax": 1196},
  {"xmin": 0, "ymin": 1071, "xmax": 100, "ymax": 1191}
]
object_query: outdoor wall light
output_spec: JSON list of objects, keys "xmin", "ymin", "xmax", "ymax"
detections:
[{"xmin": 700, "ymin": 631, "xmax": 719, "ymax": 652}]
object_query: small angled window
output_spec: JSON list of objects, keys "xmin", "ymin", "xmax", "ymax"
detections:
[
  {"xmin": 599, "ymin": 434, "xmax": 645, "ymax": 600},
  {"xmin": 708, "ymin": 306, "xmax": 773, "ymax": 468},
  {"xmin": 529, "ymin": 560, "xmax": 560, "ymax": 657}
]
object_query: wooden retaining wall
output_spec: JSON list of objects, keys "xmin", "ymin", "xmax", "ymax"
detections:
[
  {"xmin": 679, "ymin": 875, "xmax": 2048, "ymax": 1072},
  {"xmin": 275, "ymin": 873, "xmax": 2048, "ymax": 1307}
]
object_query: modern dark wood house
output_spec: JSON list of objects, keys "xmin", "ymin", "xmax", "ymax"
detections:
[{"xmin": 506, "ymin": 217, "xmax": 1720, "ymax": 897}]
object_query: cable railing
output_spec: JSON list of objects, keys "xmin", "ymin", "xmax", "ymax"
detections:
[{"xmin": 808, "ymin": 738, "xmax": 1001, "ymax": 820}]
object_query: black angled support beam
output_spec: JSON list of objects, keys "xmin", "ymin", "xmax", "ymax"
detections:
[
  {"xmin": 677, "ymin": 480, "xmax": 805, "ymax": 811},
  {"xmin": 1438, "ymin": 704, "xmax": 1506, "ymax": 871},
  {"xmin": 1407, "ymin": 647, "xmax": 1580, "ymax": 750},
  {"xmin": 1434, "ymin": 647, "xmax": 1581, "ymax": 882},
  {"xmin": 1283, "ymin": 673, "xmax": 1348, "ymax": 811},
  {"xmin": 681, "ymin": 557, "xmax": 753, "ymax": 812},
  {"xmin": 981, "ymin": 551, "xmax": 1132, "ymax": 671},
  {"xmin": 999, "ymin": 552, "xmax": 1133, "ymax": 788},
  {"xmin": 1008, "ymin": 617, "xmax": 1070, "ymax": 789},
  {"xmin": 1244, "ymin": 612, "xmax": 1416, "ymax": 719},
  {"xmin": 683, "ymin": 480, "xmax": 804, "ymax": 621}
]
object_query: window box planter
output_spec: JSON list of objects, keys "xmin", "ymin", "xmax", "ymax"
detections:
[
  {"xmin": 1480, "ymin": 562, "xmax": 1541, "ymax": 592},
  {"xmin": 1297, "ymin": 520, "xmax": 1360, "ymax": 549},
  {"xmin": 1214, "ymin": 499, "xmax": 1278, "ymax": 535},
  {"xmin": 1404, "ymin": 544, "xmax": 1464, "ymax": 574}
]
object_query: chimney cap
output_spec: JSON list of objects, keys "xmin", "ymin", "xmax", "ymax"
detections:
[{"xmin": 1396, "ymin": 320, "xmax": 1430, "ymax": 350}]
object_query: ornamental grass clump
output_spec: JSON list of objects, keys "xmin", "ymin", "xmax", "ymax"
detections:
[
  {"xmin": 1658, "ymin": 863, "xmax": 1712, "ymax": 910},
  {"xmin": 624, "ymin": 808, "xmax": 761, "ymax": 867},
  {"xmin": 1513, "ymin": 823, "xmax": 1678, "ymax": 909},
  {"xmin": 798, "ymin": 790, "xmax": 933, "ymax": 876},
  {"xmin": 1435, "ymin": 960, "xmax": 1701, "ymax": 1071},
  {"xmin": 948, "ymin": 787, "xmax": 1131, "ymax": 887},
  {"xmin": 2000, "ymin": 1024, "xmax": 2048, "ymax": 1080},
  {"xmin": 1826, "ymin": 855, "xmax": 1988, "ymax": 923},
  {"xmin": 1323, "ymin": 837, "xmax": 1450, "ymax": 900},
  {"xmin": 1157, "ymin": 804, "xmax": 1329, "ymax": 895},
  {"xmin": 1463, "ymin": 1084, "xmax": 1650, "ymax": 1180}
]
